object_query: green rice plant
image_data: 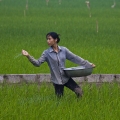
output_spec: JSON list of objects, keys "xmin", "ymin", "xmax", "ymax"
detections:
[
  {"xmin": 0, "ymin": 82, "xmax": 120, "ymax": 120},
  {"xmin": 0, "ymin": 0, "xmax": 120, "ymax": 74}
]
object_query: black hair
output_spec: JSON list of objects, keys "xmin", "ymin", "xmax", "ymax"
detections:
[{"xmin": 46, "ymin": 32, "xmax": 60, "ymax": 43}]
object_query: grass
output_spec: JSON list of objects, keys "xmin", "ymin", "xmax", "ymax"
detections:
[
  {"xmin": 0, "ymin": 82, "xmax": 120, "ymax": 120},
  {"xmin": 0, "ymin": 1, "xmax": 120, "ymax": 119},
  {"xmin": 0, "ymin": 0, "xmax": 120, "ymax": 74}
]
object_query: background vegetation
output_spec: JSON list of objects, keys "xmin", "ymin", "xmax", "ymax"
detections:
[
  {"xmin": 0, "ymin": 1, "xmax": 120, "ymax": 119},
  {"xmin": 0, "ymin": 0, "xmax": 120, "ymax": 74},
  {"xmin": 0, "ymin": 83, "xmax": 120, "ymax": 120}
]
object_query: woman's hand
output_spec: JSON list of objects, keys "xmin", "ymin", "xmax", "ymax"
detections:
[
  {"xmin": 91, "ymin": 63, "xmax": 96, "ymax": 68},
  {"xmin": 22, "ymin": 49, "xmax": 29, "ymax": 57}
]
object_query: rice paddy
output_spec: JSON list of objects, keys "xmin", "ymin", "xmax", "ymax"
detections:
[
  {"xmin": 0, "ymin": 82, "xmax": 120, "ymax": 120},
  {"xmin": 0, "ymin": 0, "xmax": 120, "ymax": 74},
  {"xmin": 0, "ymin": 1, "xmax": 120, "ymax": 119}
]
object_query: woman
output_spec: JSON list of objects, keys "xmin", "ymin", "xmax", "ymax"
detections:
[{"xmin": 22, "ymin": 32, "xmax": 95, "ymax": 98}]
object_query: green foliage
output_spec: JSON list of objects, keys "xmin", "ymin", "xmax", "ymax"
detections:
[
  {"xmin": 0, "ymin": 83, "xmax": 120, "ymax": 119},
  {"xmin": 0, "ymin": 0, "xmax": 120, "ymax": 73}
]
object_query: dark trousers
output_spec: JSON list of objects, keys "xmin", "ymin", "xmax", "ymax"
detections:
[{"xmin": 53, "ymin": 78, "xmax": 83, "ymax": 98}]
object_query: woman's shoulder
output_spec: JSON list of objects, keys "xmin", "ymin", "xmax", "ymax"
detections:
[
  {"xmin": 44, "ymin": 47, "xmax": 53, "ymax": 53},
  {"xmin": 59, "ymin": 46, "xmax": 70, "ymax": 52},
  {"xmin": 59, "ymin": 46, "xmax": 67, "ymax": 50}
]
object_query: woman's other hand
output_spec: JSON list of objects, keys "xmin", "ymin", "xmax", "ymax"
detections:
[
  {"xmin": 22, "ymin": 49, "xmax": 29, "ymax": 57},
  {"xmin": 91, "ymin": 63, "xmax": 96, "ymax": 68}
]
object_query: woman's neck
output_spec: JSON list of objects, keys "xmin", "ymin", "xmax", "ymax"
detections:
[{"xmin": 52, "ymin": 44, "xmax": 59, "ymax": 53}]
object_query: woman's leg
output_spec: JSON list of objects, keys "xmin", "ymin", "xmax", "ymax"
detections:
[
  {"xmin": 53, "ymin": 83, "xmax": 64, "ymax": 98},
  {"xmin": 64, "ymin": 78, "xmax": 83, "ymax": 98}
]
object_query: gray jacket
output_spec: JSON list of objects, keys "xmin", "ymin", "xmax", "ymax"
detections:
[{"xmin": 27, "ymin": 46, "xmax": 92, "ymax": 85}]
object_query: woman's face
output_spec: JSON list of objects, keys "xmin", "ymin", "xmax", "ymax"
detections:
[{"xmin": 47, "ymin": 35, "xmax": 57, "ymax": 46}]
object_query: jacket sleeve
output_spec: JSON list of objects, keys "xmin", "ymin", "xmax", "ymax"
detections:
[
  {"xmin": 27, "ymin": 51, "xmax": 46, "ymax": 67},
  {"xmin": 65, "ymin": 47, "xmax": 92, "ymax": 68}
]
